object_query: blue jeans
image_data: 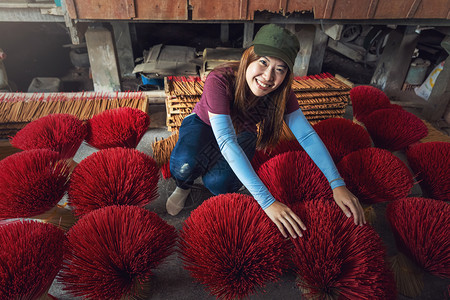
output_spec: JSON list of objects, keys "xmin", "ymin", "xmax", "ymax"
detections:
[{"xmin": 170, "ymin": 114, "xmax": 257, "ymax": 195}]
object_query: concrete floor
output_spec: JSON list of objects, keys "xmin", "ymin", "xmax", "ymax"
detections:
[{"xmin": 43, "ymin": 103, "xmax": 449, "ymax": 300}]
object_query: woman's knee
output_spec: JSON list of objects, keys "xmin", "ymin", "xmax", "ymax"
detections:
[
  {"xmin": 203, "ymin": 173, "xmax": 241, "ymax": 195},
  {"xmin": 170, "ymin": 158, "xmax": 195, "ymax": 181}
]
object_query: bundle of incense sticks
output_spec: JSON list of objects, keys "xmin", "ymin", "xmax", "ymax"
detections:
[
  {"xmin": 293, "ymin": 74, "xmax": 350, "ymax": 123},
  {"xmin": 303, "ymin": 109, "xmax": 347, "ymax": 117},
  {"xmin": 165, "ymin": 76, "xmax": 204, "ymax": 96},
  {"xmin": 294, "ymin": 94, "xmax": 349, "ymax": 104},
  {"xmin": 0, "ymin": 92, "xmax": 148, "ymax": 122},
  {"xmin": 0, "ymin": 92, "xmax": 148, "ymax": 138},
  {"xmin": 292, "ymin": 73, "xmax": 350, "ymax": 91},
  {"xmin": 165, "ymin": 95, "xmax": 199, "ymax": 131},
  {"xmin": 151, "ymin": 131, "xmax": 179, "ymax": 168},
  {"xmin": 300, "ymin": 102, "xmax": 347, "ymax": 111},
  {"xmin": 164, "ymin": 77, "xmax": 203, "ymax": 131},
  {"xmin": 294, "ymin": 90, "xmax": 349, "ymax": 99},
  {"xmin": 419, "ymin": 119, "xmax": 450, "ymax": 143}
]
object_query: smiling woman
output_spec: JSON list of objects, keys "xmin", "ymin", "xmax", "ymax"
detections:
[
  {"xmin": 166, "ymin": 24, "xmax": 366, "ymax": 240},
  {"xmin": 245, "ymin": 56, "xmax": 288, "ymax": 97}
]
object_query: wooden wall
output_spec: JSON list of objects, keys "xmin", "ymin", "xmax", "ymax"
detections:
[
  {"xmin": 64, "ymin": 0, "xmax": 187, "ymax": 20},
  {"xmin": 64, "ymin": 0, "xmax": 450, "ymax": 20}
]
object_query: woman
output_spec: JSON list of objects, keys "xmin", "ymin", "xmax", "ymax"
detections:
[{"xmin": 167, "ymin": 24, "xmax": 366, "ymax": 238}]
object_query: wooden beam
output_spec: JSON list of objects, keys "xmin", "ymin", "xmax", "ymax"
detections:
[
  {"xmin": 327, "ymin": 39, "xmax": 365, "ymax": 62},
  {"xmin": 406, "ymin": 0, "xmax": 421, "ymax": 18},
  {"xmin": 367, "ymin": 0, "xmax": 379, "ymax": 19}
]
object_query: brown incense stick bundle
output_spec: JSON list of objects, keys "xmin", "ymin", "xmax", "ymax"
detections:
[
  {"xmin": 419, "ymin": 119, "xmax": 450, "ymax": 143},
  {"xmin": 0, "ymin": 93, "xmax": 148, "ymax": 123},
  {"xmin": 152, "ymin": 131, "xmax": 179, "ymax": 167},
  {"xmin": 0, "ymin": 94, "xmax": 148, "ymax": 138},
  {"xmin": 166, "ymin": 76, "xmax": 204, "ymax": 96}
]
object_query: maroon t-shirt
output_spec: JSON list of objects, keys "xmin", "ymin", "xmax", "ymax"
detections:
[{"xmin": 193, "ymin": 68, "xmax": 299, "ymax": 132}]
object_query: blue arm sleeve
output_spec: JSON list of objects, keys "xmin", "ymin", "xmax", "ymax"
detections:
[
  {"xmin": 209, "ymin": 114, "xmax": 276, "ymax": 210},
  {"xmin": 284, "ymin": 109, "xmax": 345, "ymax": 190}
]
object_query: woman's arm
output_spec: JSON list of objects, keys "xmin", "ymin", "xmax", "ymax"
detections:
[
  {"xmin": 284, "ymin": 109, "xmax": 366, "ymax": 225},
  {"xmin": 209, "ymin": 112, "xmax": 306, "ymax": 238}
]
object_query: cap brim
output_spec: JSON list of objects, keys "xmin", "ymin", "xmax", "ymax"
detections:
[{"xmin": 253, "ymin": 44, "xmax": 293, "ymax": 72}]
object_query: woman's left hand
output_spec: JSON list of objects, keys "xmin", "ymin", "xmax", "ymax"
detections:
[{"xmin": 332, "ymin": 186, "xmax": 366, "ymax": 226}]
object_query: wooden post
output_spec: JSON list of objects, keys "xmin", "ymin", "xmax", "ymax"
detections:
[
  {"xmin": 221, "ymin": 23, "xmax": 229, "ymax": 44},
  {"xmin": 243, "ymin": 22, "xmax": 254, "ymax": 48},
  {"xmin": 370, "ymin": 26, "xmax": 419, "ymax": 92},
  {"xmin": 286, "ymin": 24, "xmax": 315, "ymax": 77},
  {"xmin": 85, "ymin": 24, "xmax": 122, "ymax": 92},
  {"xmin": 309, "ymin": 24, "xmax": 329, "ymax": 75},
  {"xmin": 111, "ymin": 22, "xmax": 135, "ymax": 78}
]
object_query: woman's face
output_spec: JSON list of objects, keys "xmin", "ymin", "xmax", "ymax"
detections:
[{"xmin": 245, "ymin": 56, "xmax": 288, "ymax": 97}]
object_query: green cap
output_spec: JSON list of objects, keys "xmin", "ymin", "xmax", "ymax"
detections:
[{"xmin": 252, "ymin": 24, "xmax": 300, "ymax": 72}]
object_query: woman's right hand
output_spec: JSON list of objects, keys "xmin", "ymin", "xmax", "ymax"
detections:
[{"xmin": 264, "ymin": 200, "xmax": 306, "ymax": 239}]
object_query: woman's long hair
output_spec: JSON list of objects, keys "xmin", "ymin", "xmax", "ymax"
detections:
[{"xmin": 230, "ymin": 46, "xmax": 293, "ymax": 149}]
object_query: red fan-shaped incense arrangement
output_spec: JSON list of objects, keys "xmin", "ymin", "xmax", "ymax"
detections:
[
  {"xmin": 386, "ymin": 197, "xmax": 450, "ymax": 297},
  {"xmin": 10, "ymin": 113, "xmax": 87, "ymax": 159},
  {"xmin": 362, "ymin": 108, "xmax": 428, "ymax": 151},
  {"xmin": 0, "ymin": 149, "xmax": 70, "ymax": 218},
  {"xmin": 179, "ymin": 193, "xmax": 289, "ymax": 300},
  {"xmin": 291, "ymin": 198, "xmax": 396, "ymax": 299},
  {"xmin": 387, "ymin": 197, "xmax": 450, "ymax": 277},
  {"xmin": 0, "ymin": 220, "xmax": 66, "ymax": 300},
  {"xmin": 313, "ymin": 118, "xmax": 372, "ymax": 163},
  {"xmin": 251, "ymin": 139, "xmax": 303, "ymax": 172},
  {"xmin": 406, "ymin": 142, "xmax": 450, "ymax": 201},
  {"xmin": 86, "ymin": 107, "xmax": 150, "ymax": 149},
  {"xmin": 350, "ymin": 85, "xmax": 392, "ymax": 121},
  {"xmin": 337, "ymin": 147, "xmax": 414, "ymax": 204},
  {"xmin": 68, "ymin": 147, "xmax": 160, "ymax": 217},
  {"xmin": 257, "ymin": 151, "xmax": 331, "ymax": 206},
  {"xmin": 59, "ymin": 205, "xmax": 177, "ymax": 299}
]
